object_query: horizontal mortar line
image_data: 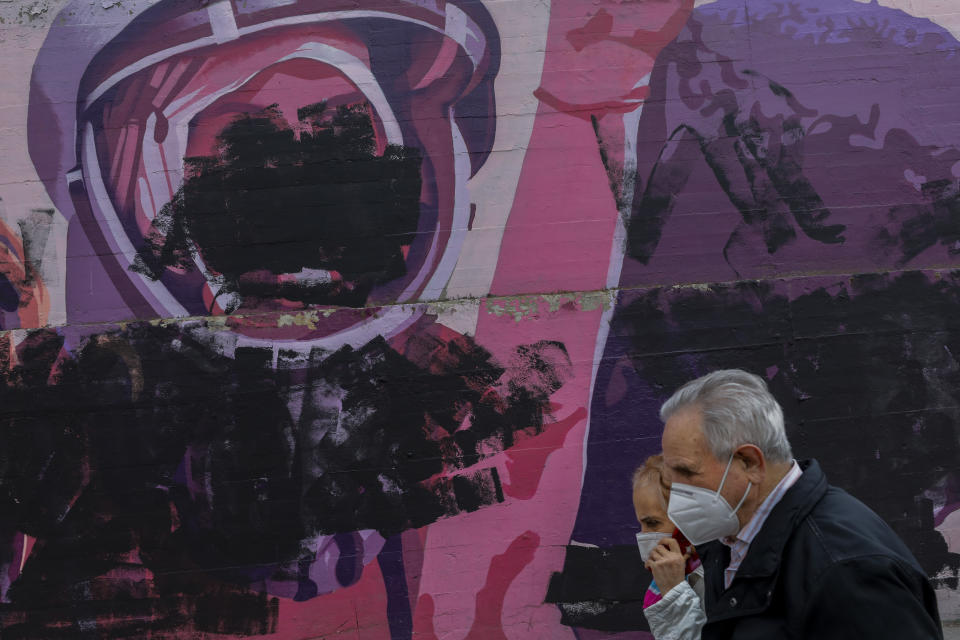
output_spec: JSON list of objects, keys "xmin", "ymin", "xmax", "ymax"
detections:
[
  {"xmin": 796, "ymin": 405, "xmax": 960, "ymax": 425},
  {"xmin": 621, "ymin": 339, "xmax": 805, "ymax": 361},
  {"xmin": 608, "ymin": 262, "xmax": 960, "ymax": 293},
  {"xmin": 5, "ymin": 264, "xmax": 960, "ymax": 336},
  {"xmin": 617, "ymin": 327, "xmax": 959, "ymax": 360}
]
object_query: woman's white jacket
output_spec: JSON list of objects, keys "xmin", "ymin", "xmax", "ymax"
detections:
[{"xmin": 643, "ymin": 566, "xmax": 707, "ymax": 640}]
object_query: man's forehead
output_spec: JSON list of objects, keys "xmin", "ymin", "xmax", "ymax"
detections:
[
  {"xmin": 662, "ymin": 407, "xmax": 709, "ymax": 464},
  {"xmin": 663, "ymin": 406, "xmax": 705, "ymax": 443}
]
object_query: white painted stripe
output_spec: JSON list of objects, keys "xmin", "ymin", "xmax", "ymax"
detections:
[
  {"xmin": 419, "ymin": 111, "xmax": 471, "ymax": 301},
  {"xmin": 85, "ymin": 37, "xmax": 220, "ymax": 110},
  {"xmin": 276, "ymin": 42, "xmax": 402, "ymax": 144},
  {"xmin": 84, "ymin": 9, "xmax": 483, "ymax": 112},
  {"xmin": 142, "ymin": 112, "xmax": 174, "ymax": 215},
  {"xmin": 137, "ymin": 176, "xmax": 155, "ymax": 220},
  {"xmin": 207, "ymin": 0, "xmax": 240, "ymax": 43}
]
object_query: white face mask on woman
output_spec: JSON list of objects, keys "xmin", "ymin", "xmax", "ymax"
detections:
[
  {"xmin": 667, "ymin": 453, "xmax": 751, "ymax": 546},
  {"xmin": 635, "ymin": 532, "xmax": 667, "ymax": 562}
]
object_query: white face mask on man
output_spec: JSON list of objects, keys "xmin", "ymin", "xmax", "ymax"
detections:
[{"xmin": 667, "ymin": 453, "xmax": 752, "ymax": 546}]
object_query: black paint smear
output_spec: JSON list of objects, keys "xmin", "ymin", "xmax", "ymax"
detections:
[
  {"xmin": 629, "ymin": 105, "xmax": 845, "ymax": 271},
  {"xmin": 556, "ymin": 272, "xmax": 960, "ymax": 632},
  {"xmin": 617, "ymin": 272, "xmax": 960, "ymax": 580},
  {"xmin": 12, "ymin": 328, "xmax": 63, "ymax": 387},
  {"xmin": 590, "ymin": 114, "xmax": 626, "ymax": 212},
  {"xmin": 627, "ymin": 22, "xmax": 854, "ymax": 268},
  {"xmin": 134, "ymin": 102, "xmax": 423, "ymax": 308},
  {"xmin": 294, "ymin": 334, "xmax": 566, "ymax": 537},
  {"xmin": 629, "ymin": 3, "xmax": 960, "ymax": 273},
  {"xmin": 876, "ymin": 178, "xmax": 960, "ymax": 266},
  {"xmin": 544, "ymin": 544, "xmax": 651, "ymax": 632},
  {"xmin": 0, "ymin": 324, "xmax": 570, "ymax": 635},
  {"xmin": 626, "ymin": 124, "xmax": 704, "ymax": 265}
]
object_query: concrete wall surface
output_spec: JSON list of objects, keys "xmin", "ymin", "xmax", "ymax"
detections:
[{"xmin": 2, "ymin": 0, "xmax": 960, "ymax": 637}]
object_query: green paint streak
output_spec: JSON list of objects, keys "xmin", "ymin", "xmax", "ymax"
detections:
[{"xmin": 484, "ymin": 291, "xmax": 613, "ymax": 321}]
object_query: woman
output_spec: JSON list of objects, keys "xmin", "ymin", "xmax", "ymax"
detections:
[{"xmin": 633, "ymin": 455, "xmax": 706, "ymax": 640}]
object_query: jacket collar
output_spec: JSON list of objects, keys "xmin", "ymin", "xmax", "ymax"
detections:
[
  {"xmin": 726, "ymin": 458, "xmax": 828, "ymax": 580},
  {"xmin": 698, "ymin": 458, "xmax": 828, "ymax": 595}
]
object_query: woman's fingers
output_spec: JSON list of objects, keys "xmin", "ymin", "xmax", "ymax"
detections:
[
  {"xmin": 647, "ymin": 538, "xmax": 678, "ymax": 562},
  {"xmin": 649, "ymin": 544, "xmax": 670, "ymax": 561},
  {"xmin": 659, "ymin": 537, "xmax": 681, "ymax": 553},
  {"xmin": 647, "ymin": 539, "xmax": 684, "ymax": 566}
]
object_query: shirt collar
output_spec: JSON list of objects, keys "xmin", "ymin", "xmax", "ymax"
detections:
[{"xmin": 721, "ymin": 460, "xmax": 801, "ymax": 547}]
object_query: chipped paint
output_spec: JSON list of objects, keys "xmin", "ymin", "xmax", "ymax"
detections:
[
  {"xmin": 276, "ymin": 308, "xmax": 337, "ymax": 331},
  {"xmin": 485, "ymin": 291, "xmax": 613, "ymax": 321}
]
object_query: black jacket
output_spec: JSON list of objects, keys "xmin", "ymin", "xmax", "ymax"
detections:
[{"xmin": 698, "ymin": 459, "xmax": 943, "ymax": 639}]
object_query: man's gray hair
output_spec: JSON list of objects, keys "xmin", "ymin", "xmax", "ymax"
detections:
[{"xmin": 660, "ymin": 369, "xmax": 793, "ymax": 463}]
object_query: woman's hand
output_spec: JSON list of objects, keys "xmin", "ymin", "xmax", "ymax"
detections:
[{"xmin": 645, "ymin": 537, "xmax": 691, "ymax": 594}]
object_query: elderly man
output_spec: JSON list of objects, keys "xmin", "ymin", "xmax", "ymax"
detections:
[{"xmin": 659, "ymin": 369, "xmax": 943, "ymax": 639}]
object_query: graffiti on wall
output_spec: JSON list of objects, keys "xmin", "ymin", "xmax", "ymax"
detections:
[{"xmin": 1, "ymin": 0, "xmax": 960, "ymax": 637}]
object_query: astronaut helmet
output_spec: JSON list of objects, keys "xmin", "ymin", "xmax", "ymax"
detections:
[{"xmin": 29, "ymin": 0, "xmax": 500, "ymax": 351}]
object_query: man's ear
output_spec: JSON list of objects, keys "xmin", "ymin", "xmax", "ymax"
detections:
[{"xmin": 735, "ymin": 444, "xmax": 766, "ymax": 485}]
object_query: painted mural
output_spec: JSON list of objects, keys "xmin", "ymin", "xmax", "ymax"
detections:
[{"xmin": 1, "ymin": 0, "xmax": 960, "ymax": 637}]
